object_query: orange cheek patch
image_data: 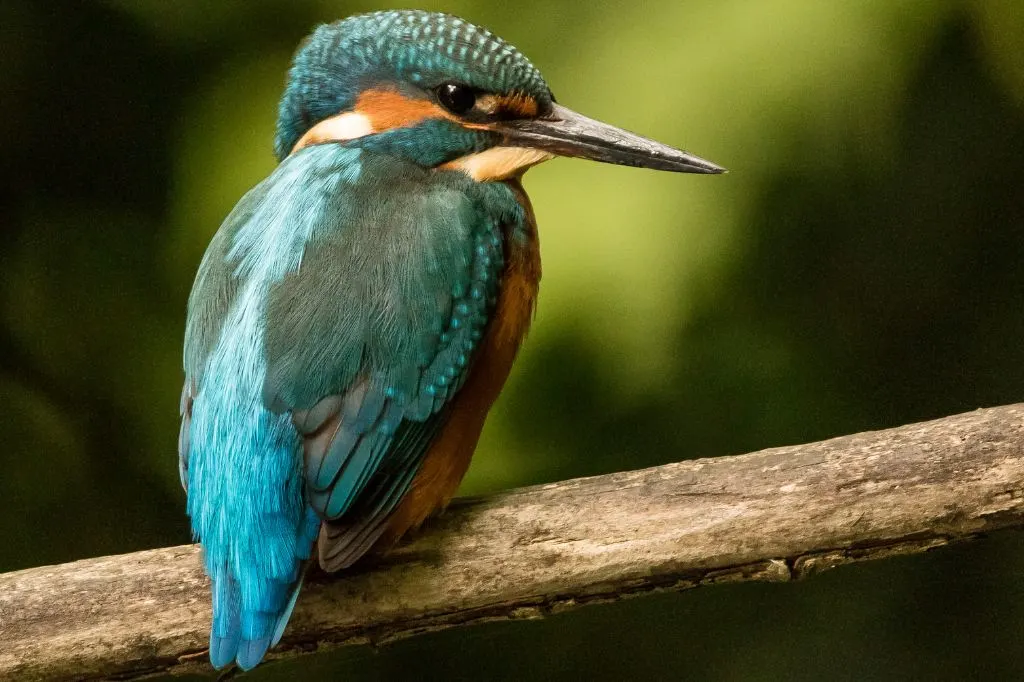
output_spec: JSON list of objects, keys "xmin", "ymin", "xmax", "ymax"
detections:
[
  {"xmin": 355, "ymin": 88, "xmax": 457, "ymax": 131},
  {"xmin": 290, "ymin": 88, "xmax": 458, "ymax": 154}
]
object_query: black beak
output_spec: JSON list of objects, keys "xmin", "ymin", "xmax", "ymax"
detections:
[{"xmin": 499, "ymin": 103, "xmax": 725, "ymax": 174}]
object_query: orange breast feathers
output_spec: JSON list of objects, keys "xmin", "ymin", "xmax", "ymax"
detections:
[{"xmin": 379, "ymin": 181, "xmax": 542, "ymax": 544}]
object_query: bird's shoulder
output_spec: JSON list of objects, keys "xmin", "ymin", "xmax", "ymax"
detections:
[
  {"xmin": 260, "ymin": 161, "xmax": 525, "ymax": 412},
  {"xmin": 184, "ymin": 143, "xmax": 529, "ymax": 404}
]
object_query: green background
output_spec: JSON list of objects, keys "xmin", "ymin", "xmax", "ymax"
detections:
[{"xmin": 3, "ymin": 0, "xmax": 1024, "ymax": 679}]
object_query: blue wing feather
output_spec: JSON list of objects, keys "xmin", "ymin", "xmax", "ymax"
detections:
[
  {"xmin": 183, "ymin": 145, "xmax": 365, "ymax": 670},
  {"xmin": 260, "ymin": 152, "xmax": 512, "ymax": 529},
  {"xmin": 316, "ymin": 414, "xmax": 449, "ymax": 570},
  {"xmin": 181, "ymin": 142, "xmax": 526, "ymax": 670}
]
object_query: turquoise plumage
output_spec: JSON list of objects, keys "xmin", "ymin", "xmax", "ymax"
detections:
[
  {"xmin": 182, "ymin": 143, "xmax": 525, "ymax": 668},
  {"xmin": 180, "ymin": 9, "xmax": 721, "ymax": 672}
]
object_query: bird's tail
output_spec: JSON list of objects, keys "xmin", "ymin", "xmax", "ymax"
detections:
[{"xmin": 208, "ymin": 507, "xmax": 321, "ymax": 671}]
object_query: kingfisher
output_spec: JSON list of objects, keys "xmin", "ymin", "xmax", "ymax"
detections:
[{"xmin": 179, "ymin": 9, "xmax": 722, "ymax": 672}]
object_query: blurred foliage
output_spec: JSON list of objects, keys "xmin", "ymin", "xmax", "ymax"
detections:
[{"xmin": 3, "ymin": 0, "xmax": 1024, "ymax": 679}]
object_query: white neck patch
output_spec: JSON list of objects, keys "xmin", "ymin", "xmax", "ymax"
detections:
[
  {"xmin": 291, "ymin": 112, "xmax": 375, "ymax": 152},
  {"xmin": 443, "ymin": 147, "xmax": 554, "ymax": 181}
]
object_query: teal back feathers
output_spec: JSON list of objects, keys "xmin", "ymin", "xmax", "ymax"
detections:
[{"xmin": 182, "ymin": 136, "xmax": 528, "ymax": 668}]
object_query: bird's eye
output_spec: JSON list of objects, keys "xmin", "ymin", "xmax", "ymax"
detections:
[{"xmin": 436, "ymin": 83, "xmax": 477, "ymax": 115}]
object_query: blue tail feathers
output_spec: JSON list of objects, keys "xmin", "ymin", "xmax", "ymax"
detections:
[
  {"xmin": 208, "ymin": 507, "xmax": 320, "ymax": 671},
  {"xmin": 209, "ymin": 573, "xmax": 288, "ymax": 671}
]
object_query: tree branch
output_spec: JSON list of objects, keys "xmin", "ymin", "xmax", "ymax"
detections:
[{"xmin": 3, "ymin": 405, "xmax": 1024, "ymax": 681}]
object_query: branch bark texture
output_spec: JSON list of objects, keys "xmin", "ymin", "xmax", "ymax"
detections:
[{"xmin": 3, "ymin": 405, "xmax": 1024, "ymax": 681}]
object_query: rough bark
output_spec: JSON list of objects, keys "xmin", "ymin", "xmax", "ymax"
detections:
[{"xmin": 2, "ymin": 404, "xmax": 1024, "ymax": 681}]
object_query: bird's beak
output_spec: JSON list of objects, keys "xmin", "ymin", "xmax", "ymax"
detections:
[{"xmin": 498, "ymin": 103, "xmax": 725, "ymax": 174}]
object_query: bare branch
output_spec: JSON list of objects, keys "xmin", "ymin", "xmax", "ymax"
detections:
[{"xmin": 3, "ymin": 405, "xmax": 1024, "ymax": 681}]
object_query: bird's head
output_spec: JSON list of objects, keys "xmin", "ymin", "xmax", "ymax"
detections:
[{"xmin": 275, "ymin": 10, "xmax": 723, "ymax": 180}]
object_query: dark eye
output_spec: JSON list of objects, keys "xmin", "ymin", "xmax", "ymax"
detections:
[{"xmin": 436, "ymin": 83, "xmax": 477, "ymax": 115}]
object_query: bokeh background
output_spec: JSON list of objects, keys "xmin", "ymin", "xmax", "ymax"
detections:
[{"xmin": 3, "ymin": 0, "xmax": 1024, "ymax": 679}]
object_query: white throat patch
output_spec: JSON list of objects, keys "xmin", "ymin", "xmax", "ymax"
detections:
[{"xmin": 443, "ymin": 147, "xmax": 555, "ymax": 181}]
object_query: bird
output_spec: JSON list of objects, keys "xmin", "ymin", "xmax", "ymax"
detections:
[{"xmin": 178, "ymin": 9, "xmax": 723, "ymax": 672}]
